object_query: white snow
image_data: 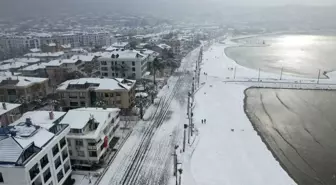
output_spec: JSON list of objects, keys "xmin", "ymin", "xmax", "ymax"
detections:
[
  {"xmin": 57, "ymin": 78, "xmax": 135, "ymax": 91},
  {"xmin": 12, "ymin": 111, "xmax": 66, "ymax": 129},
  {"xmin": 185, "ymin": 38, "xmax": 303, "ymax": 185},
  {"xmin": 0, "ymin": 102, "xmax": 21, "ymax": 116}
]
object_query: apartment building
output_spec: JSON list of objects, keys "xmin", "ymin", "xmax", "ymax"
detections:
[
  {"xmin": 56, "ymin": 78, "xmax": 136, "ymax": 112},
  {"xmin": 0, "ymin": 118, "xmax": 71, "ymax": 185},
  {"xmin": 0, "ymin": 75, "xmax": 49, "ymax": 103},
  {"xmin": 98, "ymin": 50, "xmax": 148, "ymax": 80},
  {"xmin": 0, "ymin": 102, "xmax": 21, "ymax": 126},
  {"xmin": 20, "ymin": 63, "xmax": 48, "ymax": 78},
  {"xmin": 45, "ymin": 58, "xmax": 84, "ymax": 86},
  {"xmin": 60, "ymin": 107, "xmax": 120, "ymax": 169},
  {"xmin": 24, "ymin": 52, "xmax": 65, "ymax": 62},
  {"xmin": 79, "ymin": 32, "xmax": 110, "ymax": 47}
]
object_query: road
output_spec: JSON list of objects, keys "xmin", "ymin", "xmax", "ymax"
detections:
[{"xmin": 98, "ymin": 48, "xmax": 199, "ymax": 185}]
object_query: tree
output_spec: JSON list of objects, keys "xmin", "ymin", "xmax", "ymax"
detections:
[
  {"xmin": 135, "ymin": 95, "xmax": 145, "ymax": 119},
  {"xmin": 129, "ymin": 40, "xmax": 138, "ymax": 49},
  {"xmin": 14, "ymin": 96, "xmax": 29, "ymax": 114},
  {"xmin": 94, "ymin": 98, "xmax": 107, "ymax": 108},
  {"xmin": 152, "ymin": 57, "xmax": 165, "ymax": 85}
]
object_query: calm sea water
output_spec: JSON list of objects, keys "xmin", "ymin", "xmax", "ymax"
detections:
[{"xmin": 226, "ymin": 34, "xmax": 336, "ymax": 78}]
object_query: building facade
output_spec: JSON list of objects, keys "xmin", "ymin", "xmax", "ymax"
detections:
[
  {"xmin": 56, "ymin": 78, "xmax": 136, "ymax": 112},
  {"xmin": 0, "ymin": 119, "xmax": 71, "ymax": 185},
  {"xmin": 60, "ymin": 108, "xmax": 120, "ymax": 169},
  {"xmin": 98, "ymin": 50, "xmax": 148, "ymax": 80}
]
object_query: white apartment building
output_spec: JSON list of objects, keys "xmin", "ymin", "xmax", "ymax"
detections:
[
  {"xmin": 98, "ymin": 49, "xmax": 149, "ymax": 80},
  {"xmin": 60, "ymin": 108, "xmax": 120, "ymax": 169},
  {"xmin": 0, "ymin": 117, "xmax": 71, "ymax": 185},
  {"xmin": 79, "ymin": 32, "xmax": 110, "ymax": 47}
]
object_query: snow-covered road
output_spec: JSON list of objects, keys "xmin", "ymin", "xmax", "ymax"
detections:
[{"xmin": 98, "ymin": 48, "xmax": 199, "ymax": 185}]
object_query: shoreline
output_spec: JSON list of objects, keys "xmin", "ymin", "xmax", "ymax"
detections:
[
  {"xmin": 223, "ymin": 38, "xmax": 331, "ymax": 79},
  {"xmin": 243, "ymin": 87, "xmax": 300, "ymax": 185}
]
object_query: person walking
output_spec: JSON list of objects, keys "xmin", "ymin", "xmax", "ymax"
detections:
[
  {"xmin": 201, "ymin": 119, "xmax": 204, "ymax": 124},
  {"xmin": 204, "ymin": 119, "xmax": 207, "ymax": 124}
]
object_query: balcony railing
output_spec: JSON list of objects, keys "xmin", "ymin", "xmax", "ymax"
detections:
[{"xmin": 87, "ymin": 145, "xmax": 97, "ymax": 150}]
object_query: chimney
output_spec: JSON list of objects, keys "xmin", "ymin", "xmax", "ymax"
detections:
[
  {"xmin": 2, "ymin": 102, "xmax": 6, "ymax": 110},
  {"xmin": 49, "ymin": 111, "xmax": 54, "ymax": 120},
  {"xmin": 25, "ymin": 118, "xmax": 32, "ymax": 127}
]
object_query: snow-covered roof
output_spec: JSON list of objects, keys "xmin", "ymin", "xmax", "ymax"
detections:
[
  {"xmin": 70, "ymin": 55, "xmax": 95, "ymax": 62},
  {"xmin": 98, "ymin": 50, "xmax": 146, "ymax": 60},
  {"xmin": 24, "ymin": 51, "xmax": 64, "ymax": 58},
  {"xmin": 61, "ymin": 107, "xmax": 119, "ymax": 129},
  {"xmin": 29, "ymin": 48, "xmax": 41, "ymax": 53},
  {"xmin": 15, "ymin": 128, "xmax": 54, "ymax": 149},
  {"xmin": 57, "ymin": 78, "xmax": 135, "ymax": 91},
  {"xmin": 70, "ymin": 48, "xmax": 88, "ymax": 53},
  {"xmin": 46, "ymin": 58, "xmax": 79, "ymax": 67},
  {"xmin": 0, "ymin": 62, "xmax": 28, "ymax": 70},
  {"xmin": 105, "ymin": 46, "xmax": 117, "ymax": 51},
  {"xmin": 0, "ymin": 137, "xmax": 23, "ymax": 163},
  {"xmin": 112, "ymin": 42, "xmax": 129, "ymax": 48},
  {"xmin": 12, "ymin": 111, "xmax": 66, "ymax": 129},
  {"xmin": 0, "ymin": 75, "xmax": 48, "ymax": 87},
  {"xmin": 157, "ymin": 43, "xmax": 171, "ymax": 50},
  {"xmin": 61, "ymin": 44, "xmax": 71, "ymax": 49},
  {"xmin": 47, "ymin": 43, "xmax": 56, "ymax": 47},
  {"xmin": 20, "ymin": 63, "xmax": 47, "ymax": 71},
  {"xmin": 0, "ymin": 102, "xmax": 20, "ymax": 116},
  {"xmin": 135, "ymin": 92, "xmax": 148, "ymax": 98}
]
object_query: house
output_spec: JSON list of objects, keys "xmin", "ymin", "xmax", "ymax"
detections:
[
  {"xmin": 56, "ymin": 78, "xmax": 136, "ymax": 113},
  {"xmin": 97, "ymin": 50, "xmax": 148, "ymax": 80},
  {"xmin": 0, "ymin": 102, "xmax": 21, "ymax": 126},
  {"xmin": 24, "ymin": 52, "xmax": 65, "ymax": 62},
  {"xmin": 0, "ymin": 119, "xmax": 72, "ymax": 185},
  {"xmin": 0, "ymin": 62, "xmax": 28, "ymax": 72},
  {"xmin": 20, "ymin": 63, "xmax": 48, "ymax": 78},
  {"xmin": 0, "ymin": 75, "xmax": 49, "ymax": 103},
  {"xmin": 60, "ymin": 107, "xmax": 120, "ymax": 169}
]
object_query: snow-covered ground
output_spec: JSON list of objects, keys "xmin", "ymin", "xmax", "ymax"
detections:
[{"xmin": 184, "ymin": 38, "xmax": 311, "ymax": 185}]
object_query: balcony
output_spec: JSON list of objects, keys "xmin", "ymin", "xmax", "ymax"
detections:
[{"xmin": 87, "ymin": 145, "xmax": 97, "ymax": 150}]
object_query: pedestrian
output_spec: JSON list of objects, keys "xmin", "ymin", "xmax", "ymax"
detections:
[
  {"xmin": 204, "ymin": 119, "xmax": 207, "ymax": 124},
  {"xmin": 201, "ymin": 119, "xmax": 204, "ymax": 124}
]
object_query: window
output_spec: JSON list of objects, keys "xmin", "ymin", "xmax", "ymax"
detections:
[
  {"xmin": 77, "ymin": 151, "xmax": 85, "ymax": 157},
  {"xmin": 59, "ymin": 137, "xmax": 66, "ymax": 149},
  {"xmin": 101, "ymin": 67, "xmax": 108, "ymax": 71},
  {"xmin": 111, "ymin": 67, "xmax": 114, "ymax": 70},
  {"xmin": 132, "ymin": 73, "xmax": 136, "ymax": 78},
  {"xmin": 40, "ymin": 154, "xmax": 49, "ymax": 169},
  {"xmin": 132, "ymin": 67, "xmax": 135, "ymax": 72},
  {"xmin": 132, "ymin": 61, "xmax": 135, "ymax": 66},
  {"xmin": 0, "ymin": 172, "xmax": 4, "ymax": 183},
  {"xmin": 75, "ymin": 140, "xmax": 83, "ymax": 146},
  {"xmin": 122, "ymin": 61, "xmax": 124, "ymax": 64},
  {"xmin": 80, "ymin": 101, "xmax": 86, "ymax": 107},
  {"xmin": 69, "ymin": 92, "xmax": 78, "ymax": 98},
  {"xmin": 89, "ymin": 151, "xmax": 97, "ymax": 157},
  {"xmin": 116, "ymin": 73, "xmax": 118, "ymax": 77},
  {"xmin": 43, "ymin": 168, "xmax": 51, "ymax": 183},
  {"xmin": 101, "ymin": 61, "xmax": 107, "ymax": 65},
  {"xmin": 123, "ymin": 73, "xmax": 126, "ymax": 77},
  {"xmin": 64, "ymin": 161, "xmax": 71, "ymax": 174},
  {"xmin": 109, "ymin": 93, "xmax": 114, "ymax": 97},
  {"xmin": 62, "ymin": 150, "xmax": 69, "ymax": 161},
  {"xmin": 116, "ymin": 92, "xmax": 121, "ymax": 96},
  {"xmin": 105, "ymin": 93, "xmax": 109, "ymax": 97},
  {"xmin": 116, "ymin": 100, "xmax": 121, "ymax": 104},
  {"xmin": 52, "ymin": 144, "xmax": 59, "ymax": 156},
  {"xmin": 29, "ymin": 164, "xmax": 40, "ymax": 180},
  {"xmin": 70, "ymin": 129, "xmax": 82, "ymax": 134},
  {"xmin": 57, "ymin": 170, "xmax": 64, "ymax": 182},
  {"xmin": 70, "ymin": 102, "xmax": 79, "ymax": 106},
  {"xmin": 112, "ymin": 73, "xmax": 115, "ymax": 77},
  {"xmin": 54, "ymin": 156, "xmax": 61, "ymax": 169},
  {"xmin": 67, "ymin": 139, "xmax": 71, "ymax": 146},
  {"xmin": 69, "ymin": 150, "xmax": 72, "ymax": 156},
  {"xmin": 103, "ymin": 73, "xmax": 108, "ymax": 77}
]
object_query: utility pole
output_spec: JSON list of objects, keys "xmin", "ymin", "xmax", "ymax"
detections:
[
  {"xmin": 258, "ymin": 68, "xmax": 261, "ymax": 82},
  {"xmin": 173, "ymin": 145, "xmax": 179, "ymax": 180},
  {"xmin": 317, "ymin": 69, "xmax": 321, "ymax": 84},
  {"xmin": 280, "ymin": 67, "xmax": 283, "ymax": 80},
  {"xmin": 190, "ymin": 112, "xmax": 193, "ymax": 137},
  {"xmin": 178, "ymin": 169, "xmax": 183, "ymax": 185},
  {"xmin": 233, "ymin": 66, "xmax": 237, "ymax": 79},
  {"xmin": 183, "ymin": 124, "xmax": 188, "ymax": 152}
]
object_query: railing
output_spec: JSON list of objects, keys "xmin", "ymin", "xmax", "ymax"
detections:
[{"xmin": 87, "ymin": 145, "xmax": 97, "ymax": 150}]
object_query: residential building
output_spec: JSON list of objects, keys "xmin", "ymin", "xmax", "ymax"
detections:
[
  {"xmin": 98, "ymin": 50, "xmax": 148, "ymax": 80},
  {"xmin": 0, "ymin": 75, "xmax": 49, "ymax": 103},
  {"xmin": 79, "ymin": 32, "xmax": 110, "ymax": 47},
  {"xmin": 11, "ymin": 111, "xmax": 66, "ymax": 129},
  {"xmin": 24, "ymin": 52, "xmax": 65, "ymax": 62},
  {"xmin": 56, "ymin": 78, "xmax": 136, "ymax": 112},
  {"xmin": 20, "ymin": 63, "xmax": 48, "ymax": 78},
  {"xmin": 0, "ymin": 102, "xmax": 21, "ymax": 126},
  {"xmin": 0, "ymin": 118, "xmax": 71, "ymax": 185},
  {"xmin": 0, "ymin": 62, "xmax": 28, "ymax": 72},
  {"xmin": 166, "ymin": 40, "xmax": 182, "ymax": 56},
  {"xmin": 1, "ymin": 58, "xmax": 41, "ymax": 65},
  {"xmin": 45, "ymin": 58, "xmax": 84, "ymax": 86},
  {"xmin": 111, "ymin": 42, "xmax": 129, "ymax": 49},
  {"xmin": 60, "ymin": 107, "xmax": 120, "ymax": 169}
]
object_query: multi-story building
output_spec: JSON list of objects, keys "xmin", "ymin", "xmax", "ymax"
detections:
[
  {"xmin": 79, "ymin": 32, "xmax": 110, "ymax": 47},
  {"xmin": 24, "ymin": 52, "xmax": 65, "ymax": 62},
  {"xmin": 60, "ymin": 107, "xmax": 120, "ymax": 169},
  {"xmin": 0, "ymin": 102, "xmax": 21, "ymax": 126},
  {"xmin": 0, "ymin": 35, "xmax": 40, "ymax": 56},
  {"xmin": 0, "ymin": 75, "xmax": 49, "ymax": 103},
  {"xmin": 98, "ymin": 50, "xmax": 148, "ymax": 80},
  {"xmin": 0, "ymin": 62, "xmax": 28, "ymax": 72},
  {"xmin": 56, "ymin": 78, "xmax": 136, "ymax": 112},
  {"xmin": 20, "ymin": 63, "xmax": 48, "ymax": 78},
  {"xmin": 12, "ymin": 111, "xmax": 66, "ymax": 129},
  {"xmin": 45, "ymin": 58, "xmax": 84, "ymax": 86},
  {"xmin": 0, "ymin": 118, "xmax": 71, "ymax": 185}
]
